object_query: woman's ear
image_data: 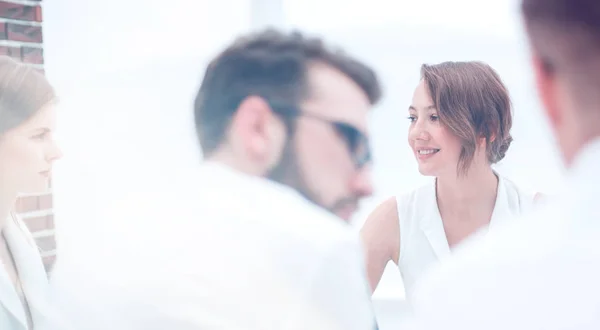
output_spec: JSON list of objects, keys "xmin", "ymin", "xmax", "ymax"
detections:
[{"xmin": 477, "ymin": 134, "xmax": 493, "ymax": 147}]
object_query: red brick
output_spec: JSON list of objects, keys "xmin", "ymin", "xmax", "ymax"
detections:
[
  {"xmin": 0, "ymin": 2, "xmax": 37, "ymax": 21},
  {"xmin": 22, "ymin": 46, "xmax": 42, "ymax": 64},
  {"xmin": 23, "ymin": 215, "xmax": 51, "ymax": 232},
  {"xmin": 38, "ymin": 194, "xmax": 52, "ymax": 209},
  {"xmin": 35, "ymin": 5, "xmax": 42, "ymax": 22},
  {"xmin": 0, "ymin": 23, "xmax": 6, "ymax": 40},
  {"xmin": 35, "ymin": 235, "xmax": 56, "ymax": 251},
  {"xmin": 46, "ymin": 214, "xmax": 54, "ymax": 228},
  {"xmin": 15, "ymin": 196, "xmax": 38, "ymax": 213},
  {"xmin": 0, "ymin": 45, "xmax": 21, "ymax": 59},
  {"xmin": 9, "ymin": 46, "xmax": 21, "ymax": 59},
  {"xmin": 7, "ymin": 23, "xmax": 42, "ymax": 43}
]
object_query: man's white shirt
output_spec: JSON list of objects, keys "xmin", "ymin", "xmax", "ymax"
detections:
[
  {"xmin": 405, "ymin": 138, "xmax": 600, "ymax": 330},
  {"xmin": 45, "ymin": 162, "xmax": 375, "ymax": 330}
]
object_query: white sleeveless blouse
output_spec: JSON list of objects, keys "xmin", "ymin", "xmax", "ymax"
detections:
[{"xmin": 396, "ymin": 175, "xmax": 536, "ymax": 302}]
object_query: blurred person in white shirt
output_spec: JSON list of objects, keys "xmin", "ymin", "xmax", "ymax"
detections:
[
  {"xmin": 402, "ymin": 1, "xmax": 600, "ymax": 329},
  {"xmin": 45, "ymin": 29, "xmax": 382, "ymax": 330}
]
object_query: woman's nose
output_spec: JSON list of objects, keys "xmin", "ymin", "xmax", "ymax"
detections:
[{"xmin": 408, "ymin": 119, "xmax": 430, "ymax": 141}]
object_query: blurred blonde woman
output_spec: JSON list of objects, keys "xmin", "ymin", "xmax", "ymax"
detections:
[{"xmin": 0, "ymin": 56, "xmax": 62, "ymax": 329}]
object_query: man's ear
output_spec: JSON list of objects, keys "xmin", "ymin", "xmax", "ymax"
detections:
[
  {"xmin": 230, "ymin": 96, "xmax": 273, "ymax": 160},
  {"xmin": 531, "ymin": 55, "xmax": 561, "ymax": 129},
  {"xmin": 230, "ymin": 96, "xmax": 286, "ymax": 170}
]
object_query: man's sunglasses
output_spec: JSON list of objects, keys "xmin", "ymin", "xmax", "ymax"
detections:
[{"xmin": 271, "ymin": 106, "xmax": 372, "ymax": 168}]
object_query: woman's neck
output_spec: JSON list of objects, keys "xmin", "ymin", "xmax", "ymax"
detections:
[{"xmin": 436, "ymin": 164, "xmax": 499, "ymax": 216}]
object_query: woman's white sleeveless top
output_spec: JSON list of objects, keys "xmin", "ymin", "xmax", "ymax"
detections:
[{"xmin": 396, "ymin": 176, "xmax": 536, "ymax": 302}]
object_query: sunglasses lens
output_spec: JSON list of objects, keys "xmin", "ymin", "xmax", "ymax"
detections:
[
  {"xmin": 335, "ymin": 123, "xmax": 371, "ymax": 167},
  {"xmin": 354, "ymin": 138, "xmax": 371, "ymax": 167}
]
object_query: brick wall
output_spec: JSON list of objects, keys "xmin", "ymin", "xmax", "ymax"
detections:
[{"xmin": 0, "ymin": 0, "xmax": 55, "ymax": 272}]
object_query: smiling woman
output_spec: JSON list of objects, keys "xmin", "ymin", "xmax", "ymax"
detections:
[
  {"xmin": 360, "ymin": 60, "xmax": 542, "ymax": 305},
  {"xmin": 0, "ymin": 55, "xmax": 62, "ymax": 330}
]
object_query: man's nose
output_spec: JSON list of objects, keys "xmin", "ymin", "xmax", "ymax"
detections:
[{"xmin": 352, "ymin": 164, "xmax": 374, "ymax": 198}]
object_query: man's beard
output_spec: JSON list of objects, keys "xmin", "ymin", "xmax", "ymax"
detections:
[
  {"xmin": 266, "ymin": 139, "xmax": 358, "ymax": 219},
  {"xmin": 266, "ymin": 139, "xmax": 322, "ymax": 208}
]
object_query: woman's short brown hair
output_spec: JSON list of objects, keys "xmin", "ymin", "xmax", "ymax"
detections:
[{"xmin": 420, "ymin": 61, "xmax": 513, "ymax": 174}]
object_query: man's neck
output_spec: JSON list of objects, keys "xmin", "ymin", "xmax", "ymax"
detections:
[
  {"xmin": 565, "ymin": 129, "xmax": 600, "ymax": 168},
  {"xmin": 205, "ymin": 148, "xmax": 265, "ymax": 177}
]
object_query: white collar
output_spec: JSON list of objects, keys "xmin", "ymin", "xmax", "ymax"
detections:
[
  {"xmin": 199, "ymin": 160, "xmax": 323, "ymax": 213},
  {"xmin": 200, "ymin": 161, "xmax": 300, "ymax": 195}
]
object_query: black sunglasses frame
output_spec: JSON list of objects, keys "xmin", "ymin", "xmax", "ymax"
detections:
[{"xmin": 270, "ymin": 105, "xmax": 372, "ymax": 168}]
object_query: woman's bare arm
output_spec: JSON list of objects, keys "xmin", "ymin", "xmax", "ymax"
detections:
[{"xmin": 360, "ymin": 196, "xmax": 400, "ymax": 293}]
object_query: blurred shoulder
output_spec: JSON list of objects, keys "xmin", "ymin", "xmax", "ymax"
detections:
[{"xmin": 413, "ymin": 203, "xmax": 565, "ymax": 300}]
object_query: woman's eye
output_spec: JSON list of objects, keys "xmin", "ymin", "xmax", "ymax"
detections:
[{"xmin": 32, "ymin": 132, "xmax": 47, "ymax": 140}]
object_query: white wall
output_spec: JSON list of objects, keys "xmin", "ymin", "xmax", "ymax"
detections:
[{"xmin": 43, "ymin": 0, "xmax": 261, "ymax": 261}]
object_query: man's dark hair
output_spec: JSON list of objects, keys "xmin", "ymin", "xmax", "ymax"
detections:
[
  {"xmin": 194, "ymin": 29, "xmax": 382, "ymax": 156},
  {"xmin": 522, "ymin": 0, "xmax": 600, "ymax": 106}
]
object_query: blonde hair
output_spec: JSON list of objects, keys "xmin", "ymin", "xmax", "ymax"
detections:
[
  {"xmin": 0, "ymin": 56, "xmax": 56, "ymax": 135},
  {"xmin": 0, "ymin": 56, "xmax": 54, "ymax": 249}
]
